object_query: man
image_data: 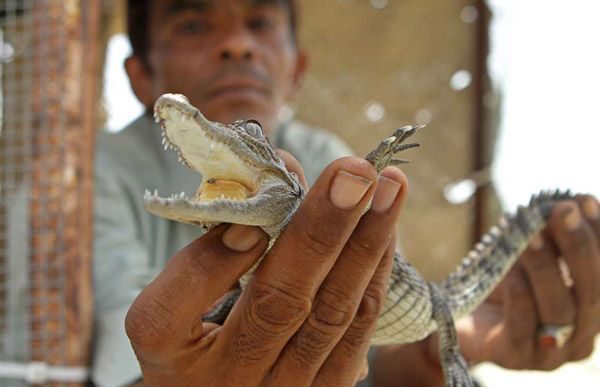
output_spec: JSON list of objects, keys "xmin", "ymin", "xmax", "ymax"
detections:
[{"xmin": 93, "ymin": 0, "xmax": 600, "ymax": 386}]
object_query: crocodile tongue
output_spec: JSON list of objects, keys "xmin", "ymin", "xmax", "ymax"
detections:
[{"xmin": 196, "ymin": 179, "xmax": 252, "ymax": 201}]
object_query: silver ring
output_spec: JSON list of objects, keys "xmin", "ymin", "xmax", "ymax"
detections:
[{"xmin": 538, "ymin": 324, "xmax": 574, "ymax": 349}]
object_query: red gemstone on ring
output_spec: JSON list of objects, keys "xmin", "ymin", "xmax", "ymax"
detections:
[{"xmin": 539, "ymin": 334, "xmax": 558, "ymax": 349}]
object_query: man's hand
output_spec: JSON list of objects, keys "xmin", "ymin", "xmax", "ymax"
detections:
[
  {"xmin": 372, "ymin": 195, "xmax": 600, "ymax": 387},
  {"xmin": 458, "ymin": 195, "xmax": 600, "ymax": 369},
  {"xmin": 125, "ymin": 155, "xmax": 408, "ymax": 387}
]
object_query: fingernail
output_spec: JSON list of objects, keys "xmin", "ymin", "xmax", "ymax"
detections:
[
  {"xmin": 371, "ymin": 176, "xmax": 401, "ymax": 213},
  {"xmin": 564, "ymin": 206, "xmax": 582, "ymax": 231},
  {"xmin": 330, "ymin": 170, "xmax": 373, "ymax": 209},
  {"xmin": 530, "ymin": 233, "xmax": 544, "ymax": 250},
  {"xmin": 222, "ymin": 224, "xmax": 265, "ymax": 252},
  {"xmin": 583, "ymin": 197, "xmax": 600, "ymax": 220}
]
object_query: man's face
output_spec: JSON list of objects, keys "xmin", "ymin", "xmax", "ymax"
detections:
[{"xmin": 133, "ymin": 0, "xmax": 305, "ymax": 135}]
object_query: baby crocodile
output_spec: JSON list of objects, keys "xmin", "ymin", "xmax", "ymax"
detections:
[{"xmin": 144, "ymin": 93, "xmax": 573, "ymax": 387}]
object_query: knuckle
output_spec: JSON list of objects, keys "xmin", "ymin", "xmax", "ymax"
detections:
[
  {"xmin": 341, "ymin": 327, "xmax": 371, "ymax": 355},
  {"xmin": 569, "ymin": 342, "xmax": 594, "ymax": 361},
  {"xmin": 291, "ymin": 299, "xmax": 356, "ymax": 363},
  {"xmin": 290, "ymin": 328, "xmax": 331, "ymax": 368},
  {"xmin": 346, "ymin": 237, "xmax": 377, "ymax": 260},
  {"xmin": 124, "ymin": 304, "xmax": 145, "ymax": 344},
  {"xmin": 301, "ymin": 226, "xmax": 340, "ymax": 260},
  {"xmin": 311, "ymin": 288, "xmax": 357, "ymax": 329},
  {"xmin": 353, "ymin": 286, "xmax": 386, "ymax": 330},
  {"xmin": 314, "ymin": 372, "xmax": 343, "ymax": 387},
  {"xmin": 248, "ymin": 280, "xmax": 312, "ymax": 336},
  {"xmin": 561, "ymin": 225, "xmax": 595, "ymax": 258},
  {"xmin": 506, "ymin": 269, "xmax": 532, "ymax": 299},
  {"xmin": 286, "ymin": 288, "xmax": 366, "ymax": 369},
  {"xmin": 125, "ymin": 299, "xmax": 177, "ymax": 353},
  {"xmin": 231, "ymin": 282, "xmax": 312, "ymax": 366},
  {"xmin": 576, "ymin": 194, "xmax": 600, "ymax": 226}
]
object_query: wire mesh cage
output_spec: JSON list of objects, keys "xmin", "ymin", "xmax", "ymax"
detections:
[{"xmin": 0, "ymin": 1, "xmax": 99, "ymax": 385}]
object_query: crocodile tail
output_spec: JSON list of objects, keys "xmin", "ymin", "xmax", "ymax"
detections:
[{"xmin": 440, "ymin": 189, "xmax": 574, "ymax": 320}]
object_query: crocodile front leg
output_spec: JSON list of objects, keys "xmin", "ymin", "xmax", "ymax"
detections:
[
  {"xmin": 365, "ymin": 127, "xmax": 474, "ymax": 386},
  {"xmin": 429, "ymin": 283, "xmax": 474, "ymax": 387}
]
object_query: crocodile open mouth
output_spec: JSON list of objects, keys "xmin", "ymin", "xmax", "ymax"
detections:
[
  {"xmin": 148, "ymin": 93, "xmax": 263, "ymax": 205},
  {"xmin": 181, "ymin": 139, "xmax": 262, "ymax": 204},
  {"xmin": 144, "ymin": 158, "xmax": 260, "ymax": 205}
]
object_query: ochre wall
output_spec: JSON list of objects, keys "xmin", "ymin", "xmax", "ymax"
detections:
[{"xmin": 295, "ymin": 1, "xmax": 493, "ymax": 280}]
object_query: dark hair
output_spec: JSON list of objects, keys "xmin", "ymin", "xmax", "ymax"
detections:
[{"xmin": 127, "ymin": 0, "xmax": 298, "ymax": 66}]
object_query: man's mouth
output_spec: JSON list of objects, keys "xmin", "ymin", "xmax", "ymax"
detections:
[
  {"xmin": 205, "ymin": 69, "xmax": 271, "ymax": 99},
  {"xmin": 210, "ymin": 85, "xmax": 268, "ymax": 100},
  {"xmin": 208, "ymin": 79, "xmax": 270, "ymax": 99}
]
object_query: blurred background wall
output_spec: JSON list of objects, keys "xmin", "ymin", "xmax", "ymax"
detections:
[{"xmin": 293, "ymin": 0, "xmax": 499, "ymax": 280}]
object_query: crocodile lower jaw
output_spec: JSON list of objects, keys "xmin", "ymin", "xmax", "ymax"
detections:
[{"xmin": 144, "ymin": 175, "xmax": 257, "ymax": 206}]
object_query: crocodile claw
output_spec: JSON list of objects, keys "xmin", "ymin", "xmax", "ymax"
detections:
[{"xmin": 365, "ymin": 125, "xmax": 423, "ymax": 173}]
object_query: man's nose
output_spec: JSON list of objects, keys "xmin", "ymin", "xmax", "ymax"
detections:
[{"xmin": 219, "ymin": 26, "xmax": 255, "ymax": 61}]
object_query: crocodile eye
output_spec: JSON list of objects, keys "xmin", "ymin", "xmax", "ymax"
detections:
[{"xmin": 244, "ymin": 120, "xmax": 264, "ymax": 139}]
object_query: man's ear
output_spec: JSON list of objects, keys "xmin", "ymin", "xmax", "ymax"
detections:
[
  {"xmin": 288, "ymin": 49, "xmax": 308, "ymax": 99},
  {"xmin": 124, "ymin": 55, "xmax": 154, "ymax": 109}
]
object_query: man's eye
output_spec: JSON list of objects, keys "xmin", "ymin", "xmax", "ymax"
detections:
[
  {"xmin": 247, "ymin": 15, "xmax": 276, "ymax": 32},
  {"xmin": 175, "ymin": 19, "xmax": 209, "ymax": 35}
]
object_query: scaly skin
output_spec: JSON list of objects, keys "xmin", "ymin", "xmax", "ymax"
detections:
[
  {"xmin": 145, "ymin": 94, "xmax": 304, "ymax": 238},
  {"xmin": 144, "ymin": 93, "xmax": 574, "ymax": 387}
]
